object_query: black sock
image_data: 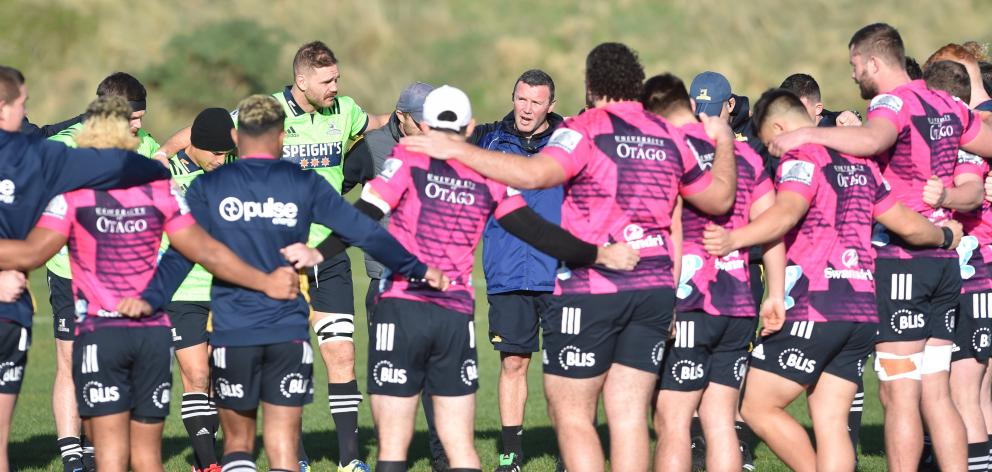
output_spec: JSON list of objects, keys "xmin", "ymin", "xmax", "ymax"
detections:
[
  {"xmin": 848, "ymin": 383, "xmax": 864, "ymax": 453},
  {"xmin": 969, "ymin": 442, "xmax": 989, "ymax": 471},
  {"xmin": 421, "ymin": 393, "xmax": 446, "ymax": 460},
  {"xmin": 298, "ymin": 429, "xmax": 309, "ymax": 463},
  {"xmin": 921, "ymin": 434, "xmax": 934, "ymax": 466},
  {"xmin": 57, "ymin": 436, "xmax": 84, "ymax": 472},
  {"xmin": 500, "ymin": 425, "xmax": 524, "ymax": 460},
  {"xmin": 375, "ymin": 460, "xmax": 406, "ymax": 472},
  {"xmin": 221, "ymin": 452, "xmax": 256, "ymax": 472},
  {"xmin": 329, "ymin": 381, "xmax": 362, "ymax": 465},
  {"xmin": 207, "ymin": 398, "xmax": 219, "ymax": 433},
  {"xmin": 80, "ymin": 436, "xmax": 95, "ymax": 472},
  {"xmin": 690, "ymin": 416, "xmax": 703, "ymax": 439},
  {"xmin": 448, "ymin": 469, "xmax": 482, "ymax": 472},
  {"xmin": 736, "ymin": 421, "xmax": 757, "ymax": 451},
  {"xmin": 182, "ymin": 393, "xmax": 219, "ymax": 468}
]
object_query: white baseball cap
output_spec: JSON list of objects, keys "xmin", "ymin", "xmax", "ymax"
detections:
[{"xmin": 422, "ymin": 85, "xmax": 472, "ymax": 132}]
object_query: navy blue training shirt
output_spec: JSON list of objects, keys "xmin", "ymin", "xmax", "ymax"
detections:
[
  {"xmin": 0, "ymin": 130, "xmax": 170, "ymax": 327},
  {"xmin": 181, "ymin": 155, "xmax": 427, "ymax": 347}
]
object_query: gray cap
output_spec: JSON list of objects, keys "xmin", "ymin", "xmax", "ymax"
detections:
[{"xmin": 395, "ymin": 82, "xmax": 434, "ymax": 122}]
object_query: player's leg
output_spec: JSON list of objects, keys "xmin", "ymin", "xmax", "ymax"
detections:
[
  {"xmin": 951, "ymin": 288, "xmax": 992, "ymax": 471},
  {"xmin": 806, "ymin": 373, "xmax": 859, "ymax": 472},
  {"xmin": 128, "ymin": 326, "xmax": 173, "ymax": 472},
  {"xmin": 0, "ymin": 323, "xmax": 27, "ymax": 472},
  {"xmin": 86, "ymin": 413, "xmax": 130, "ymax": 472},
  {"xmin": 211, "ymin": 345, "xmax": 263, "ymax": 471},
  {"xmin": 218, "ymin": 409, "xmax": 257, "ymax": 471},
  {"xmin": 307, "ymin": 254, "xmax": 363, "ymax": 469},
  {"xmin": 258, "ymin": 341, "xmax": 314, "ymax": 471},
  {"xmin": 49, "ymin": 271, "xmax": 83, "ymax": 472},
  {"xmin": 370, "ymin": 394, "xmax": 418, "ymax": 470},
  {"xmin": 432, "ymin": 394, "xmax": 479, "ymax": 470},
  {"xmin": 739, "ymin": 368, "xmax": 811, "ymax": 472},
  {"xmin": 982, "ymin": 364, "xmax": 992, "ymax": 461},
  {"xmin": 169, "ymin": 302, "xmax": 218, "ymax": 471},
  {"xmin": 543, "ymin": 374, "xmax": 605, "ymax": 472},
  {"xmin": 847, "ymin": 380, "xmax": 865, "ymax": 455},
  {"xmin": 698, "ymin": 317, "xmax": 753, "ymax": 472},
  {"xmin": 261, "ymin": 402, "xmax": 303, "ymax": 471},
  {"xmin": 129, "ymin": 418, "xmax": 165, "ymax": 472}
]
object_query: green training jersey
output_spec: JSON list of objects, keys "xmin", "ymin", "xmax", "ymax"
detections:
[
  {"xmin": 45, "ymin": 123, "xmax": 161, "ymax": 278},
  {"xmin": 268, "ymin": 86, "xmax": 368, "ymax": 247}
]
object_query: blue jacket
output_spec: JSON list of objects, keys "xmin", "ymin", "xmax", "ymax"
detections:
[
  {"xmin": 0, "ymin": 131, "xmax": 170, "ymax": 327},
  {"xmin": 475, "ymin": 112, "xmax": 564, "ymax": 294},
  {"xmin": 153, "ymin": 157, "xmax": 425, "ymax": 347}
]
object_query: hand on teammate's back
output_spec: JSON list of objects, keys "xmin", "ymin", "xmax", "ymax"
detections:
[
  {"xmin": 595, "ymin": 242, "xmax": 640, "ymax": 271},
  {"xmin": 941, "ymin": 219, "xmax": 964, "ymax": 250},
  {"xmin": 0, "ymin": 270, "xmax": 26, "ymax": 302},
  {"xmin": 758, "ymin": 296, "xmax": 786, "ymax": 336},
  {"xmin": 116, "ymin": 297, "xmax": 153, "ymax": 318},
  {"xmin": 399, "ymin": 129, "xmax": 466, "ymax": 160},
  {"xmin": 423, "ymin": 267, "xmax": 451, "ymax": 292},
  {"xmin": 922, "ymin": 175, "xmax": 947, "ymax": 208},
  {"xmin": 699, "ymin": 112, "xmax": 734, "ymax": 144},
  {"xmin": 702, "ymin": 223, "xmax": 736, "ymax": 257},
  {"xmin": 984, "ymin": 174, "xmax": 992, "ymax": 203},
  {"xmin": 264, "ymin": 267, "xmax": 301, "ymax": 300},
  {"xmin": 281, "ymin": 242, "xmax": 324, "ymax": 269},
  {"xmin": 835, "ymin": 110, "xmax": 863, "ymax": 127}
]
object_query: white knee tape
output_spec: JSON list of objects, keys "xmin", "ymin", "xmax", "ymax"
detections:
[
  {"xmin": 921, "ymin": 344, "xmax": 953, "ymax": 375},
  {"xmin": 313, "ymin": 313, "xmax": 355, "ymax": 344},
  {"xmin": 874, "ymin": 351, "xmax": 923, "ymax": 381}
]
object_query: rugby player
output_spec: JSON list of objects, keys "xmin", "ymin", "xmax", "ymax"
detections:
[
  {"xmin": 769, "ymin": 23, "xmax": 992, "ymax": 471},
  {"xmin": 641, "ymin": 73, "xmax": 783, "ymax": 472},
  {"xmin": 402, "ymin": 43, "xmax": 740, "ymax": 472},
  {"xmin": 0, "ymin": 95, "xmax": 299, "ymax": 472},
  {"xmin": 0, "ymin": 66, "xmax": 170, "ymax": 472},
  {"xmin": 705, "ymin": 88, "xmax": 964, "ymax": 472}
]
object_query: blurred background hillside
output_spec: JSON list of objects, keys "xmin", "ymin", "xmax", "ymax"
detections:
[{"xmin": 4, "ymin": 0, "xmax": 991, "ymax": 140}]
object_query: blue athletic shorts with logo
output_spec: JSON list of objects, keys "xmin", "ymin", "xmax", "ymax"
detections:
[
  {"xmin": 876, "ymin": 257, "xmax": 960, "ymax": 343},
  {"xmin": 749, "ymin": 320, "xmax": 875, "ymax": 386},
  {"xmin": 47, "ymin": 270, "xmax": 75, "ymax": 341},
  {"xmin": 659, "ymin": 311, "xmax": 757, "ymax": 392},
  {"xmin": 541, "ymin": 288, "xmax": 674, "ymax": 379},
  {"xmin": 0, "ymin": 322, "xmax": 29, "ymax": 394},
  {"xmin": 210, "ymin": 340, "xmax": 314, "ymax": 410},
  {"xmin": 487, "ymin": 290, "xmax": 554, "ymax": 354}
]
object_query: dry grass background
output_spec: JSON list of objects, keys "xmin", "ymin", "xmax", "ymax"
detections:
[{"xmin": 4, "ymin": 0, "xmax": 992, "ymax": 141}]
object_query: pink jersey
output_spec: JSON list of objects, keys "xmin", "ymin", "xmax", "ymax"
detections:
[
  {"xmin": 677, "ymin": 123, "xmax": 773, "ymax": 317},
  {"xmin": 866, "ymin": 80, "xmax": 981, "ymax": 259},
  {"xmin": 953, "ymin": 150, "xmax": 992, "ymax": 293},
  {"xmin": 542, "ymin": 102, "xmax": 712, "ymax": 295},
  {"xmin": 777, "ymin": 144, "xmax": 895, "ymax": 323},
  {"xmin": 36, "ymin": 180, "xmax": 195, "ymax": 332},
  {"xmin": 370, "ymin": 145, "xmax": 526, "ymax": 315}
]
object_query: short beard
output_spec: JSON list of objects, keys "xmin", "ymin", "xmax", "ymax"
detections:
[{"xmin": 857, "ymin": 76, "xmax": 878, "ymax": 100}]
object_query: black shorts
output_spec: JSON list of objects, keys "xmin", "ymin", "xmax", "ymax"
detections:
[
  {"xmin": 210, "ymin": 341, "xmax": 314, "ymax": 410},
  {"xmin": 953, "ymin": 290, "xmax": 992, "ymax": 362},
  {"xmin": 166, "ymin": 301, "xmax": 210, "ymax": 350},
  {"xmin": 750, "ymin": 320, "xmax": 875, "ymax": 386},
  {"xmin": 876, "ymin": 257, "xmax": 960, "ymax": 343},
  {"xmin": 541, "ymin": 288, "xmax": 675, "ymax": 379},
  {"xmin": 487, "ymin": 291, "xmax": 553, "ymax": 354},
  {"xmin": 73, "ymin": 326, "xmax": 173, "ymax": 418},
  {"xmin": 0, "ymin": 323, "xmax": 29, "ymax": 394},
  {"xmin": 47, "ymin": 270, "xmax": 75, "ymax": 341},
  {"xmin": 659, "ymin": 312, "xmax": 757, "ymax": 391},
  {"xmin": 367, "ymin": 298, "xmax": 478, "ymax": 397},
  {"xmin": 306, "ymin": 252, "xmax": 354, "ymax": 314}
]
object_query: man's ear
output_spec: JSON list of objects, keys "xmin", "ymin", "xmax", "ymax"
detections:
[
  {"xmin": 464, "ymin": 118, "xmax": 476, "ymax": 138},
  {"xmin": 689, "ymin": 98, "xmax": 697, "ymax": 113},
  {"xmin": 294, "ymin": 73, "xmax": 307, "ymax": 91},
  {"xmin": 727, "ymin": 96, "xmax": 737, "ymax": 114},
  {"xmin": 548, "ymin": 99, "xmax": 557, "ymax": 114},
  {"xmin": 814, "ymin": 102, "xmax": 824, "ymax": 117}
]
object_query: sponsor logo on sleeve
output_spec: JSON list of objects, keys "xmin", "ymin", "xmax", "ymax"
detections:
[
  {"xmin": 170, "ymin": 186, "xmax": 191, "ymax": 215},
  {"xmin": 957, "ymin": 150, "xmax": 984, "ymax": 166},
  {"xmin": 779, "ymin": 160, "xmax": 814, "ymax": 186},
  {"xmin": 380, "ymin": 158, "xmax": 402, "ymax": 181},
  {"xmin": 868, "ymin": 94, "xmax": 903, "ymax": 114},
  {"xmin": 548, "ymin": 128, "xmax": 583, "ymax": 153},
  {"xmin": 43, "ymin": 194, "xmax": 68, "ymax": 218}
]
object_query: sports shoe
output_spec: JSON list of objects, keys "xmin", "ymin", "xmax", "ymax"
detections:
[
  {"xmin": 338, "ymin": 459, "xmax": 371, "ymax": 472},
  {"xmin": 431, "ymin": 453, "xmax": 450, "ymax": 472},
  {"xmin": 299, "ymin": 460, "xmax": 311, "ymax": 472},
  {"xmin": 205, "ymin": 465, "xmax": 222, "ymax": 472},
  {"xmin": 495, "ymin": 453, "xmax": 521, "ymax": 472},
  {"xmin": 690, "ymin": 435, "xmax": 706, "ymax": 471},
  {"xmin": 739, "ymin": 440, "xmax": 755, "ymax": 472}
]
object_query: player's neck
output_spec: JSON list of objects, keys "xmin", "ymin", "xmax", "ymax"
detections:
[
  {"xmin": 876, "ymin": 69, "xmax": 912, "ymax": 94},
  {"xmin": 290, "ymin": 85, "xmax": 317, "ymax": 114},
  {"xmin": 662, "ymin": 108, "xmax": 697, "ymax": 127}
]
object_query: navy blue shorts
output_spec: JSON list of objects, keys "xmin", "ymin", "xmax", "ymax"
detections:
[
  {"xmin": 487, "ymin": 291, "xmax": 553, "ymax": 354},
  {"xmin": 659, "ymin": 311, "xmax": 756, "ymax": 391},
  {"xmin": 750, "ymin": 321, "xmax": 875, "ymax": 386}
]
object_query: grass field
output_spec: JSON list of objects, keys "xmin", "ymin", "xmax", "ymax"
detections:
[{"xmin": 10, "ymin": 249, "xmax": 890, "ymax": 471}]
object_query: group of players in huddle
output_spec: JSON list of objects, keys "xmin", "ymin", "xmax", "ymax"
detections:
[{"xmin": 2, "ymin": 19, "xmax": 992, "ymax": 472}]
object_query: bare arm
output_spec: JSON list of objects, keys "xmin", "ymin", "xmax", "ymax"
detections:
[
  {"xmin": 703, "ymin": 191, "xmax": 809, "ymax": 256},
  {"xmin": 156, "ymin": 126, "xmax": 192, "ymax": 158},
  {"xmin": 925, "ymin": 174, "xmax": 983, "ymax": 212},
  {"xmin": 0, "ymin": 227, "xmax": 67, "ymax": 271},
  {"xmin": 873, "ymin": 202, "xmax": 951, "ymax": 247},
  {"xmin": 769, "ymin": 118, "xmax": 899, "ymax": 157},
  {"xmin": 671, "ymin": 197, "xmax": 683, "ymax": 285},
  {"xmin": 962, "ymin": 119, "xmax": 992, "ymax": 157},
  {"xmin": 681, "ymin": 115, "xmax": 738, "ymax": 215}
]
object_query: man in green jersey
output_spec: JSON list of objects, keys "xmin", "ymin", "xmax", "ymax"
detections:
[
  {"xmin": 161, "ymin": 108, "xmax": 236, "ymax": 472},
  {"xmin": 46, "ymin": 72, "xmax": 159, "ymax": 472},
  {"xmin": 158, "ymin": 41, "xmax": 388, "ymax": 472}
]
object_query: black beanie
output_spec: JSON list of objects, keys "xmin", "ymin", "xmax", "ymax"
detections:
[{"xmin": 191, "ymin": 107, "xmax": 235, "ymax": 152}]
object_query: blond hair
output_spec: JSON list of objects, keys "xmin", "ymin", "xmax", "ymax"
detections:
[
  {"xmin": 74, "ymin": 96, "xmax": 139, "ymax": 150},
  {"xmin": 236, "ymin": 94, "xmax": 285, "ymax": 136}
]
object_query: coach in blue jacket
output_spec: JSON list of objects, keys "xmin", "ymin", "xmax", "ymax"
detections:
[{"xmin": 471, "ymin": 69, "xmax": 564, "ymax": 472}]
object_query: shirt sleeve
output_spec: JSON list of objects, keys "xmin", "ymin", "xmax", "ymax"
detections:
[
  {"xmin": 348, "ymin": 99, "xmax": 370, "ymax": 138},
  {"xmin": 183, "ymin": 178, "xmax": 212, "ymax": 233},
  {"xmin": 677, "ymin": 127, "xmax": 715, "ymax": 196},
  {"xmin": 954, "ymin": 149, "xmax": 987, "ymax": 179},
  {"xmin": 866, "ymin": 92, "xmax": 908, "ymax": 132},
  {"xmin": 156, "ymin": 181, "xmax": 196, "ymax": 235},
  {"xmin": 40, "ymin": 139, "xmax": 170, "ymax": 196},
  {"xmin": 492, "ymin": 186, "xmax": 528, "ymax": 219},
  {"xmin": 541, "ymin": 120, "xmax": 591, "ymax": 180},
  {"xmin": 775, "ymin": 150, "xmax": 819, "ymax": 203},
  {"xmin": 958, "ymin": 99, "xmax": 982, "ymax": 146},
  {"xmin": 35, "ymin": 193, "xmax": 76, "ymax": 236},
  {"xmin": 342, "ymin": 137, "xmax": 375, "ymax": 194},
  {"xmin": 871, "ymin": 164, "xmax": 897, "ymax": 216},
  {"xmin": 366, "ymin": 147, "xmax": 415, "ymax": 210}
]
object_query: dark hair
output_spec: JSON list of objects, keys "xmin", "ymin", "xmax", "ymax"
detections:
[
  {"xmin": 752, "ymin": 88, "xmax": 808, "ymax": 132},
  {"xmin": 906, "ymin": 57, "xmax": 923, "ymax": 80},
  {"xmin": 779, "ymin": 73, "xmax": 821, "ymax": 103},
  {"xmin": 236, "ymin": 95, "xmax": 286, "ymax": 137},
  {"xmin": 849, "ymin": 23, "xmax": 906, "ymax": 68},
  {"xmin": 514, "ymin": 69, "xmax": 555, "ymax": 102},
  {"xmin": 641, "ymin": 73, "xmax": 692, "ymax": 116},
  {"xmin": 293, "ymin": 41, "xmax": 338, "ymax": 74},
  {"xmin": 980, "ymin": 61, "xmax": 992, "ymax": 97},
  {"xmin": 0, "ymin": 66, "xmax": 25, "ymax": 104},
  {"xmin": 96, "ymin": 72, "xmax": 147, "ymax": 102},
  {"xmin": 586, "ymin": 42, "xmax": 644, "ymax": 102},
  {"xmin": 925, "ymin": 60, "xmax": 972, "ymax": 104}
]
